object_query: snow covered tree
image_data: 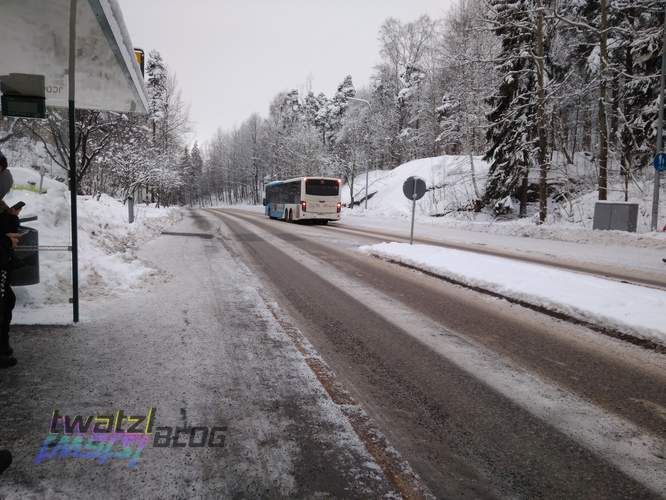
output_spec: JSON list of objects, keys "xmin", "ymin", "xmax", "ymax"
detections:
[
  {"xmin": 334, "ymin": 102, "xmax": 372, "ymax": 207},
  {"xmin": 612, "ymin": 0, "xmax": 665, "ymax": 198},
  {"xmin": 146, "ymin": 50, "xmax": 168, "ymax": 141},
  {"xmin": 438, "ymin": 0, "xmax": 498, "ymax": 158},
  {"xmin": 25, "ymin": 109, "xmax": 124, "ymax": 190},
  {"xmin": 145, "ymin": 51, "xmax": 190, "ymax": 161},
  {"xmin": 484, "ymin": 0, "xmax": 540, "ymax": 215},
  {"xmin": 315, "ymin": 75, "xmax": 356, "ymax": 147},
  {"xmin": 101, "ymin": 114, "xmax": 157, "ymax": 201},
  {"xmin": 189, "ymin": 142, "xmax": 204, "ymax": 206}
]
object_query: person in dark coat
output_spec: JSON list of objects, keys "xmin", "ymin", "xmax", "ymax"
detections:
[
  {"xmin": 0, "ymin": 151, "xmax": 21, "ymax": 368},
  {"xmin": 0, "ymin": 220, "xmax": 18, "ymax": 368},
  {"xmin": 0, "ymin": 151, "xmax": 18, "ymax": 470}
]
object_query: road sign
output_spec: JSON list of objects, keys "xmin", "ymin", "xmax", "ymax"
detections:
[
  {"xmin": 654, "ymin": 153, "xmax": 666, "ymax": 172},
  {"xmin": 402, "ymin": 176, "xmax": 427, "ymax": 245},
  {"xmin": 402, "ymin": 176, "xmax": 427, "ymax": 201}
]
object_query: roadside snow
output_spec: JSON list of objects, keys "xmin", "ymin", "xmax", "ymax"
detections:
[
  {"xmin": 343, "ymin": 210, "xmax": 666, "ymax": 251},
  {"xmin": 360, "ymin": 242, "xmax": 666, "ymax": 347},
  {"xmin": 340, "ymin": 154, "xmax": 666, "ymax": 247},
  {"xmin": 3, "ymin": 167, "xmax": 181, "ymax": 323}
]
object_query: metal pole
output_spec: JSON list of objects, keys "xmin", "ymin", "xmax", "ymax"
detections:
[
  {"xmin": 128, "ymin": 196, "xmax": 134, "ymax": 224},
  {"xmin": 38, "ymin": 165, "xmax": 45, "ymax": 193},
  {"xmin": 410, "ymin": 181, "xmax": 417, "ymax": 245},
  {"xmin": 364, "ymin": 162, "xmax": 369, "ymax": 210},
  {"xmin": 651, "ymin": 0, "xmax": 666, "ymax": 231},
  {"xmin": 69, "ymin": 0, "xmax": 79, "ymax": 323}
]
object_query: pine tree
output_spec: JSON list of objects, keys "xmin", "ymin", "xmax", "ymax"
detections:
[
  {"xmin": 178, "ymin": 147, "xmax": 192, "ymax": 205},
  {"xmin": 190, "ymin": 142, "xmax": 204, "ymax": 206},
  {"xmin": 316, "ymin": 75, "xmax": 356, "ymax": 147},
  {"xmin": 484, "ymin": 0, "xmax": 539, "ymax": 215},
  {"xmin": 146, "ymin": 50, "xmax": 168, "ymax": 142},
  {"xmin": 615, "ymin": 0, "xmax": 665, "ymax": 181}
]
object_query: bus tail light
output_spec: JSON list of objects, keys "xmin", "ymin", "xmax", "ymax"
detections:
[
  {"xmin": 336, "ymin": 202, "xmax": 341, "ymax": 213},
  {"xmin": 301, "ymin": 201, "xmax": 307, "ymax": 212}
]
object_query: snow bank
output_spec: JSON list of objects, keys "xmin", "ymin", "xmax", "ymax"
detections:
[
  {"xmin": 341, "ymin": 155, "xmax": 489, "ymax": 217},
  {"xmin": 3, "ymin": 167, "xmax": 181, "ymax": 323},
  {"xmin": 360, "ymin": 242, "xmax": 666, "ymax": 347},
  {"xmin": 341, "ymin": 154, "xmax": 666, "ymax": 247}
]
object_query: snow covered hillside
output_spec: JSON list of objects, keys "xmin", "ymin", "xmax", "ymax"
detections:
[
  {"xmin": 341, "ymin": 155, "xmax": 489, "ymax": 218},
  {"xmin": 3, "ymin": 167, "xmax": 181, "ymax": 323},
  {"xmin": 341, "ymin": 155, "xmax": 666, "ymax": 245}
]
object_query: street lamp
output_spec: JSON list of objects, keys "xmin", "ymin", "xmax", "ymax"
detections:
[{"xmin": 347, "ymin": 97, "xmax": 371, "ymax": 210}]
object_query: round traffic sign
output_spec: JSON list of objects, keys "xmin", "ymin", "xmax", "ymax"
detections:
[{"xmin": 402, "ymin": 176, "xmax": 427, "ymax": 201}]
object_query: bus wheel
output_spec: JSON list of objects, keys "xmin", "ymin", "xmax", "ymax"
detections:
[
  {"xmin": 288, "ymin": 209, "xmax": 293, "ymax": 222},
  {"xmin": 321, "ymin": 220, "xmax": 328, "ymax": 225}
]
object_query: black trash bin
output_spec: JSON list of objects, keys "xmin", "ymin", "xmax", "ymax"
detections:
[{"xmin": 10, "ymin": 226, "xmax": 39, "ymax": 286}]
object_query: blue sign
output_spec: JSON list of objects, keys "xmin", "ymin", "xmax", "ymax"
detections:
[{"xmin": 654, "ymin": 153, "xmax": 666, "ymax": 172}]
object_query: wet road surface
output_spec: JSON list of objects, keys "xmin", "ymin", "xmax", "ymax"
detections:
[
  {"xmin": 211, "ymin": 208, "xmax": 666, "ymax": 499},
  {"xmin": 0, "ymin": 211, "xmax": 398, "ymax": 499}
]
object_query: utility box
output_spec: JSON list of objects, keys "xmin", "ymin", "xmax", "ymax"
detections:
[
  {"xmin": 11, "ymin": 226, "xmax": 39, "ymax": 286},
  {"xmin": 593, "ymin": 201, "xmax": 639, "ymax": 232}
]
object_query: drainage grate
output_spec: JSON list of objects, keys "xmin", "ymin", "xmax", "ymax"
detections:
[{"xmin": 161, "ymin": 231, "xmax": 214, "ymax": 239}]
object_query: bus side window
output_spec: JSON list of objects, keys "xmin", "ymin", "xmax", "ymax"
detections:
[{"xmin": 290, "ymin": 182, "xmax": 300, "ymax": 204}]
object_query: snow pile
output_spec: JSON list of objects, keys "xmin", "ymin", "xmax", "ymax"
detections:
[
  {"xmin": 3, "ymin": 167, "xmax": 181, "ymax": 322},
  {"xmin": 360, "ymin": 242, "xmax": 666, "ymax": 347},
  {"xmin": 341, "ymin": 155, "xmax": 489, "ymax": 218}
]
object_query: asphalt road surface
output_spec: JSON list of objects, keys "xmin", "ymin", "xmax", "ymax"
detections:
[
  {"xmin": 0, "ymin": 211, "xmax": 398, "ymax": 499},
  {"xmin": 210, "ymin": 208, "xmax": 666, "ymax": 499},
  {"xmin": 1, "ymin": 208, "xmax": 664, "ymax": 499}
]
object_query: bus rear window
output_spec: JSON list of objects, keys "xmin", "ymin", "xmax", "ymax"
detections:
[{"xmin": 306, "ymin": 179, "xmax": 339, "ymax": 196}]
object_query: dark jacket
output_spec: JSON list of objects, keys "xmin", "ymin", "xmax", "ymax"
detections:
[{"xmin": 0, "ymin": 213, "xmax": 22, "ymax": 271}]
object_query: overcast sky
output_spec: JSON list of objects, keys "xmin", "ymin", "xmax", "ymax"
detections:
[{"xmin": 117, "ymin": 0, "xmax": 455, "ymax": 144}]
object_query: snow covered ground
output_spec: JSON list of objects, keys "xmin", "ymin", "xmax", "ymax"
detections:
[
  {"xmin": 3, "ymin": 167, "xmax": 181, "ymax": 324},
  {"xmin": 342, "ymin": 155, "xmax": 489, "ymax": 219},
  {"xmin": 0, "ymin": 211, "xmax": 399, "ymax": 497},
  {"xmin": 341, "ymin": 154, "xmax": 666, "ymax": 247},
  {"xmin": 361, "ymin": 242, "xmax": 666, "ymax": 348}
]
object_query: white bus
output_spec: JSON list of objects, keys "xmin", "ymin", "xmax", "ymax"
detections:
[{"xmin": 263, "ymin": 177, "xmax": 341, "ymax": 224}]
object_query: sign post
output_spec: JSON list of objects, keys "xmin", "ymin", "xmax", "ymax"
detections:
[
  {"xmin": 127, "ymin": 196, "xmax": 134, "ymax": 224},
  {"xmin": 402, "ymin": 176, "xmax": 427, "ymax": 245}
]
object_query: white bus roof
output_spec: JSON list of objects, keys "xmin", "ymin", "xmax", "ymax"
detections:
[{"xmin": 274, "ymin": 177, "xmax": 340, "ymax": 184}]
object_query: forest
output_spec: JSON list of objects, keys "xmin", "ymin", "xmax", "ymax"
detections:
[
  {"xmin": 0, "ymin": 0, "xmax": 664, "ymax": 224},
  {"xmin": 204, "ymin": 0, "xmax": 665, "ymax": 223}
]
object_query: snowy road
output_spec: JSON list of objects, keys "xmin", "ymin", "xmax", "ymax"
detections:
[
  {"xmin": 211, "ymin": 208, "xmax": 666, "ymax": 499},
  {"xmin": 0, "ymin": 210, "xmax": 402, "ymax": 498},
  {"xmin": 1, "ymin": 207, "xmax": 664, "ymax": 499}
]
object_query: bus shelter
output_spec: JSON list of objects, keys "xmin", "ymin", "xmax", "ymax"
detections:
[{"xmin": 0, "ymin": 0, "xmax": 148, "ymax": 322}]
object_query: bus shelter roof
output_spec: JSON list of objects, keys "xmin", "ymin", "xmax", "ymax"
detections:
[{"xmin": 0, "ymin": 0, "xmax": 148, "ymax": 114}]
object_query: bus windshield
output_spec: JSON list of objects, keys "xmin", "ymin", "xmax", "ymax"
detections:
[{"xmin": 305, "ymin": 179, "xmax": 339, "ymax": 197}]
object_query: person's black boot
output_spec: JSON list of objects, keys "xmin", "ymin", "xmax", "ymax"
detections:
[
  {"xmin": 0, "ymin": 449, "xmax": 12, "ymax": 475},
  {"xmin": 0, "ymin": 355, "xmax": 16, "ymax": 368}
]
